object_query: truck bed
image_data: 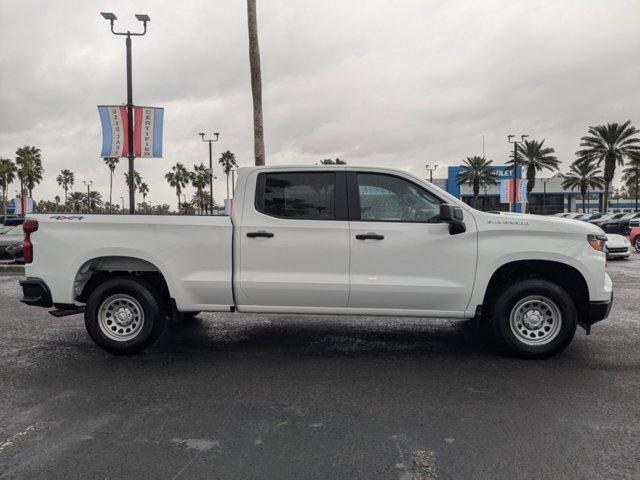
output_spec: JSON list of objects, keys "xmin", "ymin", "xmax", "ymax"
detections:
[{"xmin": 26, "ymin": 214, "xmax": 234, "ymax": 311}]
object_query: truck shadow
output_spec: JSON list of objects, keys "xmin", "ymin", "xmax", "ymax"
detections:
[{"xmin": 154, "ymin": 313, "xmax": 500, "ymax": 358}]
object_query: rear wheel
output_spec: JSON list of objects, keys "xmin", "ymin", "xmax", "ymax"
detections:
[
  {"xmin": 85, "ymin": 277, "xmax": 165, "ymax": 354},
  {"xmin": 490, "ymin": 279, "xmax": 577, "ymax": 358}
]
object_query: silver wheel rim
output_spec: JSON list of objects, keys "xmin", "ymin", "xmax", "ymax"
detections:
[
  {"xmin": 98, "ymin": 294, "xmax": 145, "ymax": 342},
  {"xmin": 509, "ymin": 295, "xmax": 562, "ymax": 346}
]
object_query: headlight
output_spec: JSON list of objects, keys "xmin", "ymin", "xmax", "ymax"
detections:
[{"xmin": 587, "ymin": 233, "xmax": 606, "ymax": 251}]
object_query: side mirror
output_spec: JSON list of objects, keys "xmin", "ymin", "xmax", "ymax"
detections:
[{"xmin": 440, "ymin": 204, "xmax": 466, "ymax": 235}]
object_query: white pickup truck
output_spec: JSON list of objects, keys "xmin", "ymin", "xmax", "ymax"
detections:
[{"xmin": 19, "ymin": 166, "xmax": 612, "ymax": 357}]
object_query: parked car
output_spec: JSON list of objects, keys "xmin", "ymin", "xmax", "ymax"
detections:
[
  {"xmin": 1, "ymin": 216, "xmax": 24, "ymax": 234},
  {"xmin": 0, "ymin": 225, "xmax": 24, "ymax": 261},
  {"xmin": 19, "ymin": 166, "xmax": 613, "ymax": 358},
  {"xmin": 602, "ymin": 212, "xmax": 640, "ymax": 235},
  {"xmin": 627, "ymin": 218, "xmax": 640, "ymax": 229},
  {"xmin": 630, "ymin": 227, "xmax": 640, "ymax": 253},
  {"xmin": 604, "ymin": 234, "xmax": 630, "ymax": 260},
  {"xmin": 578, "ymin": 213, "xmax": 604, "ymax": 222},
  {"xmin": 589, "ymin": 213, "xmax": 624, "ymax": 228}
]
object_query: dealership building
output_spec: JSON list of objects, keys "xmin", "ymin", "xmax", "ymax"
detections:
[{"xmin": 431, "ymin": 165, "xmax": 637, "ymax": 214}]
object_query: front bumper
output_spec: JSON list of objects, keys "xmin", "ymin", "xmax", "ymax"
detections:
[
  {"xmin": 582, "ymin": 292, "xmax": 613, "ymax": 333},
  {"xmin": 19, "ymin": 277, "xmax": 53, "ymax": 308}
]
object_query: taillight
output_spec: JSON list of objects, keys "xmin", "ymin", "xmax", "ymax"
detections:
[{"xmin": 23, "ymin": 219, "xmax": 38, "ymax": 264}]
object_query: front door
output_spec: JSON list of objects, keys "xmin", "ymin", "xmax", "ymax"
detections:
[
  {"xmin": 347, "ymin": 171, "xmax": 477, "ymax": 314},
  {"xmin": 238, "ymin": 170, "xmax": 350, "ymax": 309}
]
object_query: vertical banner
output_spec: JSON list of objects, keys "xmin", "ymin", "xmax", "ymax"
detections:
[
  {"xmin": 500, "ymin": 179, "xmax": 528, "ymax": 204},
  {"xmin": 134, "ymin": 107, "xmax": 164, "ymax": 157},
  {"xmin": 98, "ymin": 106, "xmax": 129, "ymax": 157},
  {"xmin": 98, "ymin": 106, "xmax": 163, "ymax": 158}
]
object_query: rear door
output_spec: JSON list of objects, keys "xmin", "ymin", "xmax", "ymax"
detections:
[
  {"xmin": 237, "ymin": 170, "xmax": 350, "ymax": 309},
  {"xmin": 347, "ymin": 171, "xmax": 477, "ymax": 314}
]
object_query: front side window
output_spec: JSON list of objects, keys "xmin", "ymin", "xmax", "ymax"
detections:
[
  {"xmin": 356, "ymin": 173, "xmax": 441, "ymax": 222},
  {"xmin": 258, "ymin": 172, "xmax": 335, "ymax": 220}
]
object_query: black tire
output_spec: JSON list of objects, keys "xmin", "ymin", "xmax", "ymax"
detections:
[
  {"xmin": 84, "ymin": 277, "xmax": 166, "ymax": 354},
  {"xmin": 634, "ymin": 237, "xmax": 640, "ymax": 253},
  {"xmin": 490, "ymin": 279, "xmax": 577, "ymax": 358}
]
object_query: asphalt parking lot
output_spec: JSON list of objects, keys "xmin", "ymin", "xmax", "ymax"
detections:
[{"xmin": 1, "ymin": 256, "xmax": 639, "ymax": 479}]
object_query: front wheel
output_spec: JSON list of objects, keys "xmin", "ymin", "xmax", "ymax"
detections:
[
  {"xmin": 635, "ymin": 237, "xmax": 640, "ymax": 253},
  {"xmin": 490, "ymin": 279, "xmax": 577, "ymax": 358},
  {"xmin": 84, "ymin": 277, "xmax": 166, "ymax": 354}
]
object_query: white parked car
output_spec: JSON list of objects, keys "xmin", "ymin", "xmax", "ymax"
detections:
[
  {"xmin": 18, "ymin": 166, "xmax": 613, "ymax": 358},
  {"xmin": 604, "ymin": 234, "xmax": 631, "ymax": 260}
]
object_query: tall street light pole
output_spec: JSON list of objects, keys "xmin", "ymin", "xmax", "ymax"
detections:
[
  {"xmin": 425, "ymin": 164, "xmax": 438, "ymax": 183},
  {"xmin": 101, "ymin": 12, "xmax": 150, "ymax": 215},
  {"xmin": 507, "ymin": 134, "xmax": 528, "ymax": 213},
  {"xmin": 83, "ymin": 180, "xmax": 93, "ymax": 212},
  {"xmin": 199, "ymin": 132, "xmax": 220, "ymax": 214},
  {"xmin": 541, "ymin": 178, "xmax": 548, "ymax": 215}
]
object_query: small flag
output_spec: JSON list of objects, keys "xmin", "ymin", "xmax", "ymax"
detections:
[
  {"xmin": 500, "ymin": 179, "xmax": 528, "ymax": 204},
  {"xmin": 98, "ymin": 105, "xmax": 164, "ymax": 158}
]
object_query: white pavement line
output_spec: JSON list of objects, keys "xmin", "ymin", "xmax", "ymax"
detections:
[
  {"xmin": 391, "ymin": 434, "xmax": 411, "ymax": 479},
  {"xmin": 0, "ymin": 425, "xmax": 36, "ymax": 454}
]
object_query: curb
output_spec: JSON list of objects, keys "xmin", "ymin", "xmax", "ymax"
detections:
[{"xmin": 0, "ymin": 264, "xmax": 25, "ymax": 274}]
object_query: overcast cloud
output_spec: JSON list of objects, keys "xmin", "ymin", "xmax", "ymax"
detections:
[{"xmin": 1, "ymin": 0, "xmax": 639, "ymax": 206}]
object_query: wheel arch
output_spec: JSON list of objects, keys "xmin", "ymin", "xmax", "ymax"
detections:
[
  {"xmin": 73, "ymin": 255, "xmax": 172, "ymax": 306},
  {"xmin": 480, "ymin": 259, "xmax": 589, "ymax": 322}
]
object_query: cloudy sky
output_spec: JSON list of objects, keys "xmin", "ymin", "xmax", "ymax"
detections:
[{"xmin": 1, "ymin": 0, "xmax": 639, "ymax": 207}]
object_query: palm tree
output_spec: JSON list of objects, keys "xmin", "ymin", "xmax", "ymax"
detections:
[
  {"xmin": 190, "ymin": 164, "xmax": 209, "ymax": 214},
  {"xmin": 218, "ymin": 151, "xmax": 238, "ymax": 200},
  {"xmin": 86, "ymin": 191, "xmax": 103, "ymax": 212},
  {"xmin": 54, "ymin": 195, "xmax": 61, "ymax": 212},
  {"xmin": 165, "ymin": 163, "xmax": 190, "ymax": 211},
  {"xmin": 455, "ymin": 156, "xmax": 498, "ymax": 209},
  {"xmin": 0, "ymin": 158, "xmax": 17, "ymax": 221},
  {"xmin": 103, "ymin": 157, "xmax": 119, "ymax": 205},
  {"xmin": 124, "ymin": 170, "xmax": 142, "ymax": 192},
  {"xmin": 247, "ymin": 0, "xmax": 265, "ymax": 166},
  {"xmin": 68, "ymin": 192, "xmax": 84, "ymax": 213},
  {"xmin": 621, "ymin": 152, "xmax": 640, "ymax": 211},
  {"xmin": 56, "ymin": 169, "xmax": 75, "ymax": 210},
  {"xmin": 576, "ymin": 121, "xmax": 640, "ymax": 212},
  {"xmin": 507, "ymin": 139, "xmax": 559, "ymax": 211},
  {"xmin": 16, "ymin": 146, "xmax": 44, "ymax": 198},
  {"xmin": 139, "ymin": 182, "xmax": 149, "ymax": 203},
  {"xmin": 561, "ymin": 160, "xmax": 604, "ymax": 213}
]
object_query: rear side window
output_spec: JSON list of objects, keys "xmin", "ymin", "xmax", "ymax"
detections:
[{"xmin": 256, "ymin": 172, "xmax": 336, "ymax": 220}]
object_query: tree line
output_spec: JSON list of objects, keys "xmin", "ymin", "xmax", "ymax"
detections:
[
  {"xmin": 0, "ymin": 147, "xmax": 238, "ymax": 216},
  {"xmin": 455, "ymin": 121, "xmax": 640, "ymax": 212}
]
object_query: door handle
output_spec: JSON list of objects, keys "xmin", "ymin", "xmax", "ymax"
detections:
[
  {"xmin": 247, "ymin": 231, "xmax": 274, "ymax": 238},
  {"xmin": 355, "ymin": 233, "xmax": 384, "ymax": 240}
]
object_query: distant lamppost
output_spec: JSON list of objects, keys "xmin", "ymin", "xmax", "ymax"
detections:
[
  {"xmin": 541, "ymin": 178, "xmax": 549, "ymax": 215},
  {"xmin": 120, "ymin": 196, "xmax": 125, "ymax": 213},
  {"xmin": 83, "ymin": 180, "xmax": 93, "ymax": 212},
  {"xmin": 204, "ymin": 168, "xmax": 218, "ymax": 213},
  {"xmin": 507, "ymin": 134, "xmax": 528, "ymax": 212},
  {"xmin": 199, "ymin": 132, "xmax": 220, "ymax": 213},
  {"xmin": 100, "ymin": 11, "xmax": 150, "ymax": 214},
  {"xmin": 425, "ymin": 164, "xmax": 438, "ymax": 183}
]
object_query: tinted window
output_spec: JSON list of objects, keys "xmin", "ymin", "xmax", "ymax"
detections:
[
  {"xmin": 258, "ymin": 172, "xmax": 335, "ymax": 219},
  {"xmin": 356, "ymin": 173, "xmax": 441, "ymax": 222}
]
